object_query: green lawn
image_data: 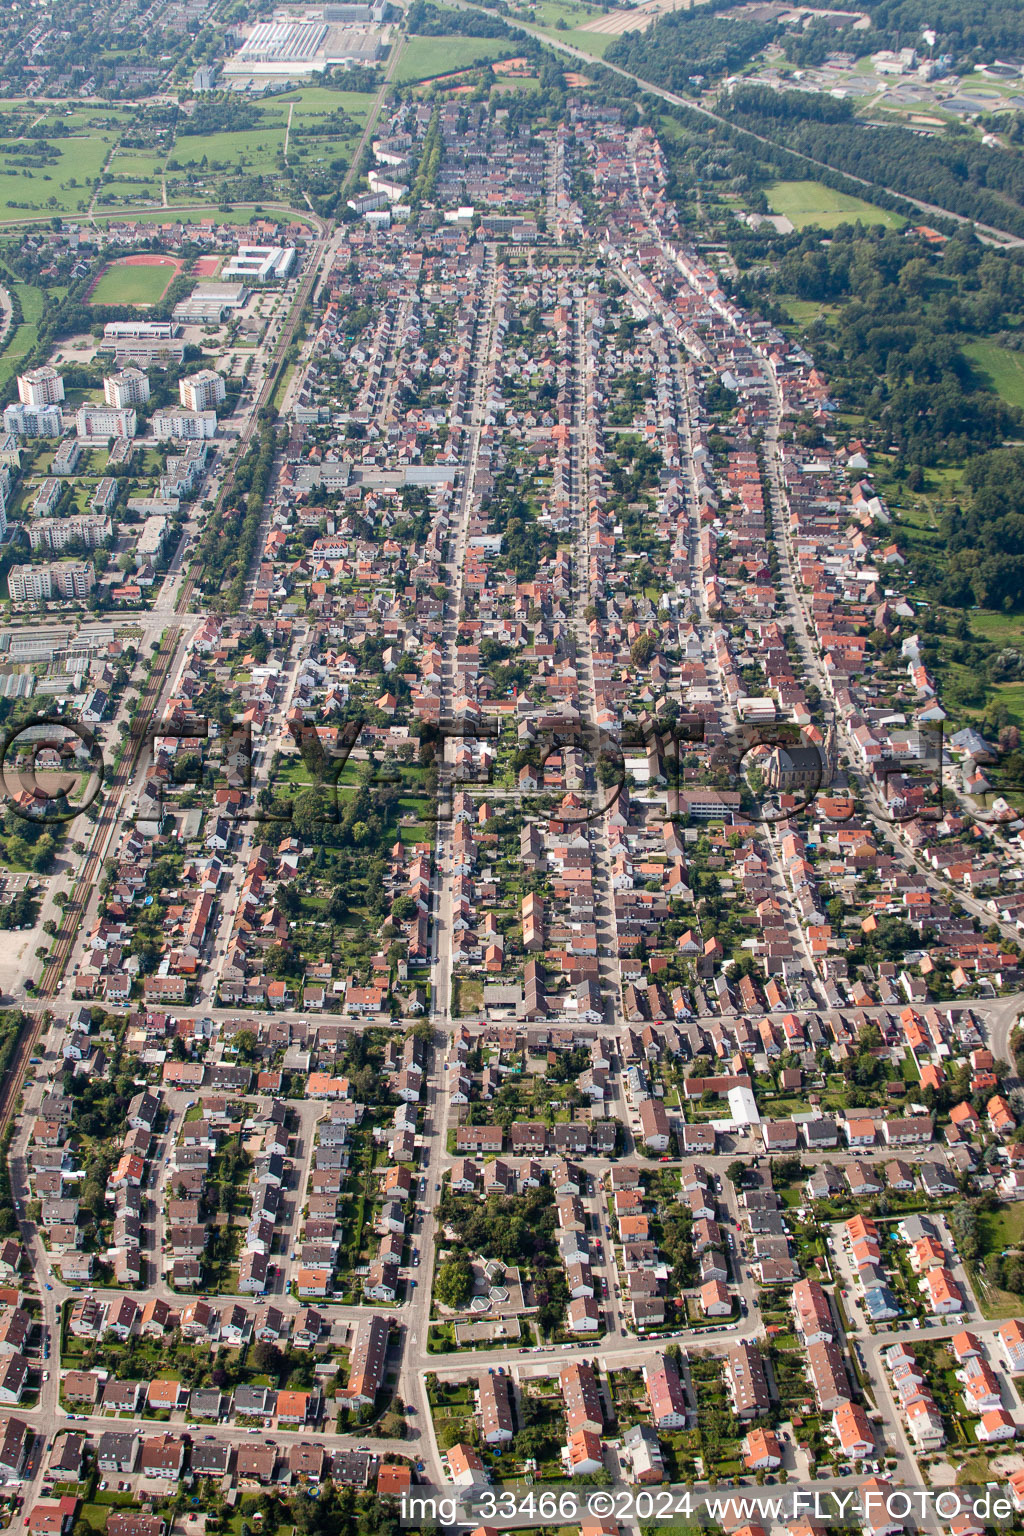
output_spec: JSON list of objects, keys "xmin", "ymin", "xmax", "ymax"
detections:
[
  {"xmin": 767, "ymin": 179, "xmax": 905, "ymax": 231},
  {"xmin": 90, "ymin": 261, "xmax": 176, "ymax": 306},
  {"xmin": 559, "ymin": 28, "xmax": 615, "ymax": 56},
  {"xmin": 0, "ymin": 128, "xmax": 115, "ymax": 219},
  {"xmin": 171, "ymin": 128, "xmax": 286, "ymax": 171},
  {"xmin": 0, "ymin": 282, "xmax": 43, "ymax": 389},
  {"xmin": 526, "ymin": 0, "xmax": 602, "ymax": 23},
  {"xmin": 396, "ymin": 35, "xmax": 516, "ymax": 81},
  {"xmin": 974, "ymin": 1205, "xmax": 1024, "ymax": 1317},
  {"xmin": 979, "ymin": 1203, "xmax": 1024, "ymax": 1254},
  {"xmin": 108, "ymin": 151, "xmax": 167, "ymax": 175},
  {"xmin": 91, "ymin": 182, "xmax": 164, "ymax": 210},
  {"xmin": 285, "ymin": 86, "xmax": 377, "ymax": 123},
  {"xmin": 962, "ymin": 340, "xmax": 1024, "ymax": 409},
  {"xmin": 512, "ymin": 0, "xmax": 617, "ymax": 55},
  {"xmin": 780, "ymin": 297, "xmax": 843, "ymax": 328},
  {"xmin": 983, "ymin": 682, "xmax": 1024, "ymax": 725},
  {"xmin": 969, "ymin": 609, "xmax": 1024, "ymax": 647}
]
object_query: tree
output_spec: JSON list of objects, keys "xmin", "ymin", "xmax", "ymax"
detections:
[
  {"xmin": 630, "ymin": 632, "xmax": 658, "ymax": 669},
  {"xmin": 376, "ymin": 1408, "xmax": 407, "ymax": 1439},
  {"xmin": 438, "ymin": 1420, "xmax": 467, "ymax": 1450},
  {"xmin": 250, "ymin": 1341, "xmax": 282, "ymax": 1376},
  {"xmin": 434, "ymin": 1254, "xmax": 473, "ymax": 1309},
  {"xmin": 725, "ymin": 1161, "xmax": 746, "ymax": 1186},
  {"xmin": 234, "ymin": 1030, "xmax": 258, "ymax": 1063}
]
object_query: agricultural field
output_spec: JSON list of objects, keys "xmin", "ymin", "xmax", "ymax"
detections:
[
  {"xmin": 0, "ymin": 104, "xmax": 158, "ymax": 220},
  {"xmin": 281, "ymin": 86, "xmax": 377, "ymax": 183},
  {"xmin": 518, "ymin": 0, "xmax": 635, "ymax": 55},
  {"xmin": 169, "ymin": 127, "xmax": 287, "ymax": 173},
  {"xmin": 0, "ymin": 87, "xmax": 372, "ymax": 225},
  {"xmin": 525, "ymin": 0, "xmax": 603, "ymax": 24},
  {"xmin": 961, "ymin": 340, "xmax": 1024, "ymax": 410},
  {"xmin": 766, "ymin": 180, "xmax": 904, "ymax": 231},
  {"xmin": 396, "ymin": 35, "xmax": 519, "ymax": 82},
  {"xmin": 968, "ymin": 609, "xmax": 1024, "ymax": 647},
  {"xmin": 557, "ymin": 29, "xmax": 616, "ymax": 56}
]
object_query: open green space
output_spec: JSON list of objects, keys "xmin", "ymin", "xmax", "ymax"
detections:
[
  {"xmin": 92, "ymin": 183, "xmax": 163, "ymax": 210},
  {"xmin": 525, "ymin": 0, "xmax": 602, "ymax": 23},
  {"xmin": 559, "ymin": 28, "xmax": 614, "ymax": 56},
  {"xmin": 396, "ymin": 35, "xmax": 517, "ymax": 81},
  {"xmin": 962, "ymin": 340, "xmax": 1024, "ymax": 410},
  {"xmin": 780, "ymin": 297, "xmax": 844, "ymax": 329},
  {"xmin": 106, "ymin": 151, "xmax": 167, "ymax": 178},
  {"xmin": 979, "ymin": 1202, "xmax": 1024, "ymax": 1254},
  {"xmin": 0, "ymin": 282, "xmax": 43, "ymax": 389},
  {"xmin": 285, "ymin": 86, "xmax": 376, "ymax": 123},
  {"xmin": 983, "ymin": 682, "xmax": 1024, "ymax": 724},
  {"xmin": 170, "ymin": 128, "xmax": 286, "ymax": 170},
  {"xmin": 90, "ymin": 261, "xmax": 176, "ymax": 306},
  {"xmin": 969, "ymin": 609, "xmax": 1024, "ymax": 647},
  {"xmin": 767, "ymin": 179, "xmax": 905, "ymax": 231},
  {"xmin": 514, "ymin": 0, "xmax": 613, "ymax": 54},
  {"xmin": 0, "ymin": 114, "xmax": 128, "ymax": 221}
]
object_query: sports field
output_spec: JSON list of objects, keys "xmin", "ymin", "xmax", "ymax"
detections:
[
  {"xmin": 766, "ymin": 180, "xmax": 904, "ymax": 231},
  {"xmin": 89, "ymin": 256, "xmax": 180, "ymax": 306}
]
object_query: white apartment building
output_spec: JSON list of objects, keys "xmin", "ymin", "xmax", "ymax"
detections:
[
  {"xmin": 32, "ymin": 479, "xmax": 62, "ymax": 516},
  {"xmin": 8, "ymin": 562, "xmax": 95, "ymax": 602},
  {"xmin": 17, "ymin": 367, "xmax": 64, "ymax": 407},
  {"xmin": 104, "ymin": 369, "xmax": 151, "ymax": 409},
  {"xmin": 28, "ymin": 516, "xmax": 111, "ymax": 552},
  {"xmin": 76, "ymin": 405, "xmax": 137, "ymax": 440},
  {"xmin": 3, "ymin": 403, "xmax": 63, "ymax": 437},
  {"xmin": 152, "ymin": 408, "xmax": 217, "ymax": 441},
  {"xmin": 179, "ymin": 369, "xmax": 226, "ymax": 413}
]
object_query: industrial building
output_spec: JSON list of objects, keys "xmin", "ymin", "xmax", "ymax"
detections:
[
  {"xmin": 225, "ymin": 11, "xmax": 387, "ymax": 74},
  {"xmin": 235, "ymin": 19, "xmax": 328, "ymax": 67}
]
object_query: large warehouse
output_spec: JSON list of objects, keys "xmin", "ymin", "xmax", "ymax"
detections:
[{"xmin": 224, "ymin": 8, "xmax": 389, "ymax": 74}]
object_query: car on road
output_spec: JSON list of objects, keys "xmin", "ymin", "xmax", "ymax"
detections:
[{"xmin": 44, "ymin": 1284, "xmax": 52, "ymax": 1291}]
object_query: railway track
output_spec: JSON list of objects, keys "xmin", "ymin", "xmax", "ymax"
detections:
[
  {"xmin": 0, "ymin": 1010, "xmax": 42, "ymax": 1142},
  {"xmin": 175, "ymin": 236, "xmax": 327, "ymax": 615}
]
